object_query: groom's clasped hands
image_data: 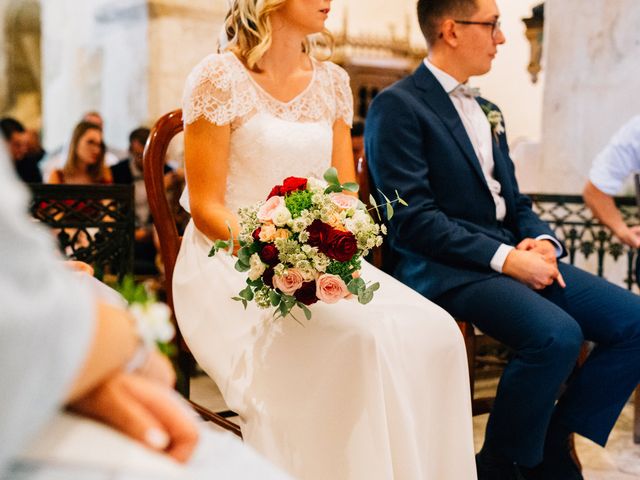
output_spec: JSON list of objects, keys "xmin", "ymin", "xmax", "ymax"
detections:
[{"xmin": 503, "ymin": 238, "xmax": 567, "ymax": 290}]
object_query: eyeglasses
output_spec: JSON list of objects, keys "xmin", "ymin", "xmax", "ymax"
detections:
[{"xmin": 454, "ymin": 19, "xmax": 502, "ymax": 39}]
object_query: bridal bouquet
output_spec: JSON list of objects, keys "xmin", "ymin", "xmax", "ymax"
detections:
[{"xmin": 210, "ymin": 168, "xmax": 405, "ymax": 320}]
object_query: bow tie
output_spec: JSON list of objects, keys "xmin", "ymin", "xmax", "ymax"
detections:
[{"xmin": 452, "ymin": 83, "xmax": 481, "ymax": 98}]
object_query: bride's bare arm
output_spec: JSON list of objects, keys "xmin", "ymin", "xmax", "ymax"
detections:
[
  {"xmin": 184, "ymin": 118, "xmax": 241, "ymax": 242},
  {"xmin": 331, "ymin": 119, "xmax": 357, "ymax": 185}
]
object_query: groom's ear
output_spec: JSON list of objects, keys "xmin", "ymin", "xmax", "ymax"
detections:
[{"xmin": 439, "ymin": 19, "xmax": 459, "ymax": 47}]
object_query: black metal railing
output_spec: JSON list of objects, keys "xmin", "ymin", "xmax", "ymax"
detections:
[
  {"xmin": 529, "ymin": 193, "xmax": 638, "ymax": 291},
  {"xmin": 28, "ymin": 184, "xmax": 135, "ymax": 279}
]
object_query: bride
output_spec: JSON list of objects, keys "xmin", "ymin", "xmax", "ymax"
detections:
[{"xmin": 172, "ymin": 0, "xmax": 477, "ymax": 478}]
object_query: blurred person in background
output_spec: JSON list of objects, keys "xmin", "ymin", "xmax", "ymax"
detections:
[
  {"xmin": 48, "ymin": 121, "xmax": 112, "ymax": 185},
  {"xmin": 0, "ymin": 117, "xmax": 42, "ymax": 183}
]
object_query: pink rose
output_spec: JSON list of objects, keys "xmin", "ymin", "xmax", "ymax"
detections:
[
  {"xmin": 316, "ymin": 274, "xmax": 349, "ymax": 304},
  {"xmin": 258, "ymin": 196, "xmax": 285, "ymax": 223},
  {"xmin": 273, "ymin": 268, "xmax": 304, "ymax": 295},
  {"xmin": 330, "ymin": 193, "xmax": 359, "ymax": 211}
]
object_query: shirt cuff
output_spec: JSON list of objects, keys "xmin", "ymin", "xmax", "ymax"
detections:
[
  {"xmin": 535, "ymin": 235, "xmax": 563, "ymax": 258},
  {"xmin": 490, "ymin": 244, "xmax": 514, "ymax": 273}
]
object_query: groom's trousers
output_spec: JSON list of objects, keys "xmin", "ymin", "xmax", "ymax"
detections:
[{"xmin": 435, "ymin": 262, "xmax": 640, "ymax": 467}]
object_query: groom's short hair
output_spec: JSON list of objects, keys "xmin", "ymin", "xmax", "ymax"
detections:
[{"xmin": 417, "ymin": 0, "xmax": 478, "ymax": 46}]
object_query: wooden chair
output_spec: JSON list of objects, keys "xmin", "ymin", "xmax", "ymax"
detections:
[{"xmin": 143, "ymin": 109, "xmax": 242, "ymax": 438}]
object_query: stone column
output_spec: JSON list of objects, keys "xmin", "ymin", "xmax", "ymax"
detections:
[
  {"xmin": 536, "ymin": 0, "xmax": 640, "ymax": 193},
  {"xmin": 41, "ymin": 0, "xmax": 226, "ymax": 152}
]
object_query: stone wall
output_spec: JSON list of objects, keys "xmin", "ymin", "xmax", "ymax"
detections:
[
  {"xmin": 41, "ymin": 0, "xmax": 226, "ymax": 153},
  {"xmin": 536, "ymin": 0, "xmax": 640, "ymax": 193}
]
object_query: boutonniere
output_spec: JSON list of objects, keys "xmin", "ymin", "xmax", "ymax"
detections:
[{"xmin": 481, "ymin": 104, "xmax": 505, "ymax": 140}]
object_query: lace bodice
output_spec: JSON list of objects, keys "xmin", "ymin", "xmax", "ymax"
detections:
[{"xmin": 180, "ymin": 52, "xmax": 354, "ymax": 214}]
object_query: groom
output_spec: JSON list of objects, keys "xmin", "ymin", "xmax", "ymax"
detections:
[{"xmin": 365, "ymin": 0, "xmax": 640, "ymax": 479}]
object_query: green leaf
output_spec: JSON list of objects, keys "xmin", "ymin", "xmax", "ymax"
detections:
[
  {"xmin": 395, "ymin": 190, "xmax": 408, "ymax": 206},
  {"xmin": 323, "ymin": 184, "xmax": 343, "ymax": 194},
  {"xmin": 358, "ymin": 288, "xmax": 374, "ymax": 305},
  {"xmin": 369, "ymin": 194, "xmax": 381, "ymax": 221},
  {"xmin": 347, "ymin": 277, "xmax": 366, "ymax": 295},
  {"xmin": 269, "ymin": 290, "xmax": 281, "ymax": 306},
  {"xmin": 225, "ymin": 221, "xmax": 234, "ymax": 254},
  {"xmin": 377, "ymin": 189, "xmax": 392, "ymax": 205},
  {"xmin": 341, "ymin": 182, "xmax": 360, "ymax": 193},
  {"xmin": 239, "ymin": 285, "xmax": 254, "ymax": 301},
  {"xmin": 235, "ymin": 259, "xmax": 250, "ymax": 272},
  {"xmin": 298, "ymin": 302, "xmax": 312, "ymax": 320},
  {"xmin": 368, "ymin": 282, "xmax": 380, "ymax": 292},
  {"xmin": 232, "ymin": 297, "xmax": 248, "ymax": 309},
  {"xmin": 386, "ymin": 202, "xmax": 394, "ymax": 220},
  {"xmin": 323, "ymin": 167, "xmax": 340, "ymax": 185},
  {"xmin": 238, "ymin": 247, "xmax": 251, "ymax": 264}
]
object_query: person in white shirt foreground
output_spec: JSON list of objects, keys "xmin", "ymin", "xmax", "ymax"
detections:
[
  {"xmin": 583, "ymin": 115, "xmax": 640, "ymax": 248},
  {"xmin": 0, "ymin": 141, "xmax": 290, "ymax": 480}
]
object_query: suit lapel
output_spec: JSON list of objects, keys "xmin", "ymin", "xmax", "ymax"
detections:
[{"xmin": 412, "ymin": 64, "xmax": 487, "ymax": 187}]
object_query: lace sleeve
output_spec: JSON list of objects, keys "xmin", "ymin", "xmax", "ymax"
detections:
[
  {"xmin": 328, "ymin": 63, "xmax": 354, "ymax": 127},
  {"xmin": 182, "ymin": 54, "xmax": 235, "ymax": 126}
]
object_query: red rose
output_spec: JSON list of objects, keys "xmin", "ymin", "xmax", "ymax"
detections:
[
  {"xmin": 306, "ymin": 219, "xmax": 331, "ymax": 249},
  {"xmin": 280, "ymin": 176, "xmax": 308, "ymax": 195},
  {"xmin": 294, "ymin": 280, "xmax": 318, "ymax": 305},
  {"xmin": 259, "ymin": 243, "xmax": 279, "ymax": 265},
  {"xmin": 325, "ymin": 229, "xmax": 358, "ymax": 262},
  {"xmin": 252, "ymin": 227, "xmax": 262, "ymax": 241},
  {"xmin": 262, "ymin": 267, "xmax": 275, "ymax": 288},
  {"xmin": 267, "ymin": 185, "xmax": 282, "ymax": 199}
]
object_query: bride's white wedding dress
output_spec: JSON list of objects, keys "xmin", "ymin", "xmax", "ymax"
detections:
[{"xmin": 173, "ymin": 51, "xmax": 477, "ymax": 480}]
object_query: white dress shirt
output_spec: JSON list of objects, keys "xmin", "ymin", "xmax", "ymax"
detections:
[
  {"xmin": 423, "ymin": 59, "xmax": 561, "ymax": 271},
  {"xmin": 589, "ymin": 115, "xmax": 640, "ymax": 195}
]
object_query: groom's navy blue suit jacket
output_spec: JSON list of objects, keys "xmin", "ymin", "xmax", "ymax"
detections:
[{"xmin": 365, "ymin": 63, "xmax": 564, "ymax": 300}]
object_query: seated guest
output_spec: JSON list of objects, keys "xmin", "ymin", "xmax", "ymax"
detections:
[
  {"xmin": 41, "ymin": 111, "xmax": 121, "ymax": 181},
  {"xmin": 366, "ymin": 1, "xmax": 640, "ymax": 479},
  {"xmin": 0, "ymin": 117, "xmax": 42, "ymax": 183},
  {"xmin": 111, "ymin": 127, "xmax": 175, "ymax": 274},
  {"xmin": 48, "ymin": 121, "xmax": 112, "ymax": 185},
  {"xmin": 583, "ymin": 115, "xmax": 640, "ymax": 248}
]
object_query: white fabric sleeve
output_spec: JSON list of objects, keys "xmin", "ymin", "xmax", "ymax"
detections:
[
  {"xmin": 589, "ymin": 115, "xmax": 640, "ymax": 195},
  {"xmin": 182, "ymin": 53, "xmax": 236, "ymax": 126},
  {"xmin": 327, "ymin": 62, "xmax": 354, "ymax": 127},
  {"xmin": 535, "ymin": 234, "xmax": 563, "ymax": 258},
  {"xmin": 490, "ymin": 244, "xmax": 514, "ymax": 273},
  {"xmin": 0, "ymin": 143, "xmax": 94, "ymax": 474}
]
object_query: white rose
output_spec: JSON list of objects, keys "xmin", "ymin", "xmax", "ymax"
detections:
[
  {"xmin": 307, "ymin": 177, "xmax": 328, "ymax": 192},
  {"xmin": 272, "ymin": 206, "xmax": 293, "ymax": 227},
  {"xmin": 249, "ymin": 253, "xmax": 266, "ymax": 281}
]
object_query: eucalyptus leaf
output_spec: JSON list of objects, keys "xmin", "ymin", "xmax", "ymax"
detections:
[
  {"xmin": 348, "ymin": 277, "xmax": 366, "ymax": 295},
  {"xmin": 269, "ymin": 290, "xmax": 281, "ymax": 306},
  {"xmin": 358, "ymin": 288, "xmax": 374, "ymax": 304},
  {"xmin": 225, "ymin": 221, "xmax": 234, "ymax": 254},
  {"xmin": 239, "ymin": 286, "xmax": 254, "ymax": 301},
  {"xmin": 235, "ymin": 260, "xmax": 250, "ymax": 273},
  {"xmin": 342, "ymin": 182, "xmax": 360, "ymax": 193},
  {"xmin": 369, "ymin": 194, "xmax": 382, "ymax": 221},
  {"xmin": 299, "ymin": 303, "xmax": 312, "ymax": 320},
  {"xmin": 395, "ymin": 190, "xmax": 408, "ymax": 206},
  {"xmin": 238, "ymin": 247, "xmax": 251, "ymax": 264},
  {"xmin": 323, "ymin": 167, "xmax": 340, "ymax": 185},
  {"xmin": 368, "ymin": 282, "xmax": 380, "ymax": 292},
  {"xmin": 378, "ymin": 189, "xmax": 392, "ymax": 205},
  {"xmin": 386, "ymin": 202, "xmax": 394, "ymax": 220},
  {"xmin": 323, "ymin": 184, "xmax": 343, "ymax": 194}
]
